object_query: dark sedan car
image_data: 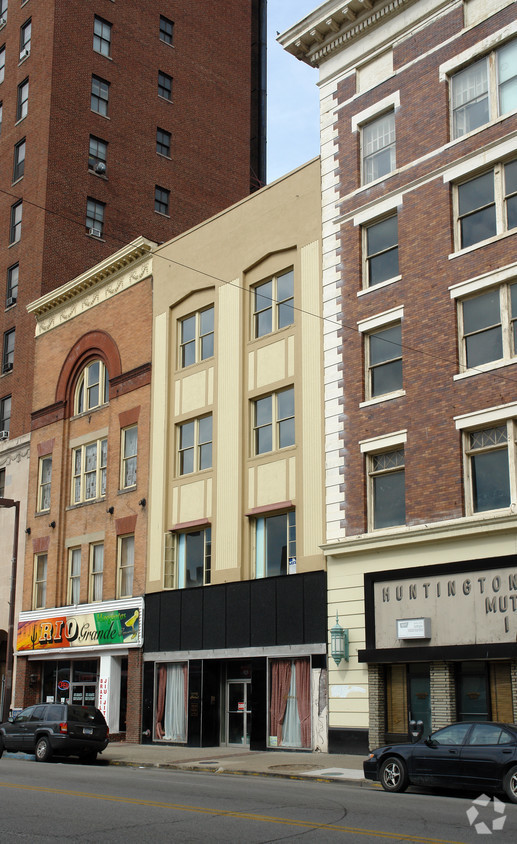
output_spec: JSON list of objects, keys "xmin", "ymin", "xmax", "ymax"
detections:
[
  {"xmin": 0, "ymin": 703, "xmax": 109, "ymax": 762},
  {"xmin": 364, "ymin": 721, "xmax": 517, "ymax": 802}
]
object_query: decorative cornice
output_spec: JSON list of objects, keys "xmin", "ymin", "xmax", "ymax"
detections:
[{"xmin": 28, "ymin": 237, "xmax": 156, "ymax": 335}]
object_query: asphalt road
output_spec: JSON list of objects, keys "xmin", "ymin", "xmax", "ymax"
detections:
[{"xmin": 1, "ymin": 756, "xmax": 517, "ymax": 842}]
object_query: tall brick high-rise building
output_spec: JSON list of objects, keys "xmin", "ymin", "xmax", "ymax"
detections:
[{"xmin": 0, "ymin": 0, "xmax": 265, "ymax": 714}]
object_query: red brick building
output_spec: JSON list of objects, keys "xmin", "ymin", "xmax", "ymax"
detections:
[
  {"xmin": 282, "ymin": 0, "xmax": 517, "ymax": 752},
  {"xmin": 0, "ymin": 0, "xmax": 265, "ymax": 713},
  {"xmin": 16, "ymin": 238, "xmax": 153, "ymax": 743}
]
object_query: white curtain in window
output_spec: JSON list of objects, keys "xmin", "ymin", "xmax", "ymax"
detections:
[
  {"xmin": 163, "ymin": 663, "xmax": 187, "ymax": 741},
  {"xmin": 281, "ymin": 661, "xmax": 302, "ymax": 748}
]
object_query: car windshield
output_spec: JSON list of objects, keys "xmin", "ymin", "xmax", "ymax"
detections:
[{"xmin": 67, "ymin": 705, "xmax": 105, "ymax": 724}]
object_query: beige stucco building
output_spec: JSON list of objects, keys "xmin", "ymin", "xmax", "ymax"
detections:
[{"xmin": 142, "ymin": 159, "xmax": 329, "ymax": 751}]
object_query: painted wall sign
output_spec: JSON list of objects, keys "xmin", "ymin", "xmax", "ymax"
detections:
[
  {"xmin": 374, "ymin": 565, "xmax": 517, "ymax": 649},
  {"xmin": 17, "ymin": 608, "xmax": 141, "ymax": 651}
]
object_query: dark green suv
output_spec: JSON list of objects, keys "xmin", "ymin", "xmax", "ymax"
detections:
[{"xmin": 0, "ymin": 703, "xmax": 109, "ymax": 762}]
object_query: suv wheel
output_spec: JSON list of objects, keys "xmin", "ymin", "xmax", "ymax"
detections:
[{"xmin": 35, "ymin": 736, "xmax": 52, "ymax": 762}]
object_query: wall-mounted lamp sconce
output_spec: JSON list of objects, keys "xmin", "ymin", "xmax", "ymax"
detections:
[
  {"xmin": 138, "ymin": 498, "xmax": 146, "ymax": 507},
  {"xmin": 331, "ymin": 612, "xmax": 349, "ymax": 666},
  {"xmin": 106, "ymin": 506, "xmax": 114, "ymax": 515},
  {"xmin": 25, "ymin": 527, "xmax": 31, "ymax": 535},
  {"xmin": 49, "ymin": 521, "xmax": 56, "ymax": 529}
]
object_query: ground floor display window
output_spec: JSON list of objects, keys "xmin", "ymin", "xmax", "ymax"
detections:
[
  {"xmin": 155, "ymin": 662, "xmax": 188, "ymax": 742},
  {"xmin": 42, "ymin": 659, "xmax": 99, "ymax": 706},
  {"xmin": 269, "ymin": 657, "xmax": 310, "ymax": 748},
  {"xmin": 456, "ymin": 661, "xmax": 513, "ymax": 722}
]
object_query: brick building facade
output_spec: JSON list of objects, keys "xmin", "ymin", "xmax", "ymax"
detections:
[
  {"xmin": 281, "ymin": 0, "xmax": 517, "ymax": 752},
  {"xmin": 0, "ymin": 0, "xmax": 265, "ymax": 713}
]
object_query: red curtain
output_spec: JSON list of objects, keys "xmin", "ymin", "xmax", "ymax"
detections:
[
  {"xmin": 270, "ymin": 659, "xmax": 291, "ymax": 744},
  {"xmin": 295, "ymin": 658, "xmax": 311, "ymax": 748},
  {"xmin": 155, "ymin": 665, "xmax": 167, "ymax": 740}
]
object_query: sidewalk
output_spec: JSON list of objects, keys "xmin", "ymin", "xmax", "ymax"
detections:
[{"xmin": 102, "ymin": 741, "xmax": 369, "ymax": 785}]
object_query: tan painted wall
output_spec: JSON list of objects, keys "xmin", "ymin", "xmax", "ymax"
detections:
[{"xmin": 148, "ymin": 158, "xmax": 325, "ymax": 590}]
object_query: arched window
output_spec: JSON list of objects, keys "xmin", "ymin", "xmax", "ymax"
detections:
[{"xmin": 75, "ymin": 360, "xmax": 109, "ymax": 414}]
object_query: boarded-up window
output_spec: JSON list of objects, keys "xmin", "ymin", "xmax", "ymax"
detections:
[
  {"xmin": 386, "ymin": 664, "xmax": 407, "ymax": 734},
  {"xmin": 490, "ymin": 662, "xmax": 514, "ymax": 722}
]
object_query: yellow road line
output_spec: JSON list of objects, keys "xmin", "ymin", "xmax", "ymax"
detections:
[{"xmin": 0, "ymin": 781, "xmax": 467, "ymax": 843}]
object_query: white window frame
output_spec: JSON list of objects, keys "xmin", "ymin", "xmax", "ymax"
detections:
[
  {"xmin": 178, "ymin": 306, "xmax": 214, "ymax": 368},
  {"xmin": 68, "ymin": 547, "xmax": 81, "ymax": 605},
  {"xmin": 93, "ymin": 15, "xmax": 111, "ymax": 57},
  {"xmin": 121, "ymin": 425, "xmax": 137, "ymax": 489},
  {"xmin": 89, "ymin": 542, "xmax": 104, "ymax": 603},
  {"xmin": 72, "ymin": 437, "xmax": 107, "ymax": 504},
  {"xmin": 37, "ymin": 455, "xmax": 52, "ymax": 512},
  {"xmin": 457, "ymin": 280, "xmax": 517, "ymax": 375},
  {"xmin": 363, "ymin": 213, "xmax": 399, "ymax": 289},
  {"xmin": 360, "ymin": 430, "xmax": 407, "ymax": 532},
  {"xmin": 463, "ymin": 423, "xmax": 515, "ymax": 515},
  {"xmin": 33, "ymin": 553, "xmax": 47, "ymax": 610},
  {"xmin": 252, "ymin": 386, "xmax": 295, "ymax": 456},
  {"xmin": 177, "ymin": 414, "xmax": 212, "ymax": 475},
  {"xmin": 358, "ymin": 306, "xmax": 404, "ymax": 404},
  {"xmin": 75, "ymin": 359, "xmax": 109, "ymax": 414},
  {"xmin": 117, "ymin": 534, "xmax": 134, "ymax": 598},
  {"xmin": 252, "ymin": 268, "xmax": 294, "ymax": 339},
  {"xmin": 454, "ymin": 158, "xmax": 517, "ymax": 252},
  {"xmin": 176, "ymin": 527, "xmax": 212, "ymax": 588}
]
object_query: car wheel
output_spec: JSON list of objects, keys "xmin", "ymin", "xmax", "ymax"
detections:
[
  {"xmin": 503, "ymin": 765, "xmax": 517, "ymax": 803},
  {"xmin": 35, "ymin": 736, "xmax": 52, "ymax": 763},
  {"xmin": 81, "ymin": 750, "xmax": 97, "ymax": 763},
  {"xmin": 379, "ymin": 756, "xmax": 409, "ymax": 793}
]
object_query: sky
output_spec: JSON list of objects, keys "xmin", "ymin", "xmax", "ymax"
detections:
[{"xmin": 267, "ymin": 0, "xmax": 321, "ymax": 183}]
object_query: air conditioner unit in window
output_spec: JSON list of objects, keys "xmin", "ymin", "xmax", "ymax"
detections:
[
  {"xmin": 0, "ymin": 430, "xmax": 9, "ymax": 440},
  {"xmin": 88, "ymin": 227, "xmax": 101, "ymax": 237},
  {"xmin": 94, "ymin": 161, "xmax": 106, "ymax": 175},
  {"xmin": 19, "ymin": 49, "xmax": 30, "ymax": 60},
  {"xmin": 6, "ymin": 296, "xmax": 16, "ymax": 307},
  {"xmin": 0, "ymin": 17, "xmax": 6, "ymax": 29}
]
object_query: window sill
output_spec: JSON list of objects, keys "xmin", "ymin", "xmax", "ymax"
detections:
[
  {"xmin": 157, "ymin": 153, "xmax": 172, "ymax": 161},
  {"xmin": 176, "ymin": 467, "xmax": 213, "ymax": 480},
  {"xmin": 88, "ymin": 168, "xmax": 108, "ymax": 180},
  {"xmin": 357, "ymin": 275, "xmax": 401, "ymax": 296},
  {"xmin": 449, "ymin": 228, "xmax": 516, "ymax": 260},
  {"xmin": 8, "ymin": 240, "xmax": 21, "ymax": 248},
  {"xmin": 154, "ymin": 210, "xmax": 170, "ymax": 219},
  {"xmin": 66, "ymin": 497, "xmax": 106, "ymax": 511},
  {"xmin": 250, "ymin": 444, "xmax": 296, "ymax": 461},
  {"xmin": 18, "ymin": 54, "xmax": 30, "ymax": 67},
  {"xmin": 158, "ymin": 95, "xmax": 173, "ymax": 103},
  {"xmin": 93, "ymin": 52, "xmax": 112, "ymax": 61},
  {"xmin": 72, "ymin": 402, "xmax": 108, "ymax": 420},
  {"xmin": 360, "ymin": 389, "xmax": 405, "ymax": 407},
  {"xmin": 177, "ymin": 356, "xmax": 214, "ymax": 373},
  {"xmin": 91, "ymin": 111, "xmax": 110, "ymax": 120},
  {"xmin": 454, "ymin": 357, "xmax": 517, "ymax": 380},
  {"xmin": 15, "ymin": 116, "xmax": 27, "ymax": 128},
  {"xmin": 249, "ymin": 324, "xmax": 295, "ymax": 345},
  {"xmin": 1, "ymin": 368, "xmax": 13, "ymax": 377},
  {"xmin": 117, "ymin": 486, "xmax": 137, "ymax": 495},
  {"xmin": 34, "ymin": 509, "xmax": 51, "ymax": 517},
  {"xmin": 11, "ymin": 177, "xmax": 24, "ymax": 187},
  {"xmin": 86, "ymin": 232, "xmax": 106, "ymax": 242}
]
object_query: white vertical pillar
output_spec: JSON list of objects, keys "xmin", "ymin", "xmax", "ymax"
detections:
[{"xmin": 99, "ymin": 653, "xmax": 122, "ymax": 734}]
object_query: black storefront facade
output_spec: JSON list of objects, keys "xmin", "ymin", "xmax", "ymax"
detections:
[{"xmin": 142, "ymin": 571, "xmax": 327, "ymax": 750}]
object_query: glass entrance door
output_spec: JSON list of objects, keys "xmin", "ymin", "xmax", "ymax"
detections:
[
  {"xmin": 71, "ymin": 684, "xmax": 97, "ymax": 707},
  {"xmin": 226, "ymin": 680, "xmax": 251, "ymax": 746},
  {"xmin": 408, "ymin": 664, "xmax": 431, "ymax": 737}
]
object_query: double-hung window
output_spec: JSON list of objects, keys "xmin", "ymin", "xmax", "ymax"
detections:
[
  {"xmin": 368, "ymin": 449, "xmax": 406, "ymax": 530},
  {"xmin": 68, "ymin": 548, "xmax": 81, "ymax": 605},
  {"xmin": 10, "ymin": 200, "xmax": 22, "ymax": 244},
  {"xmin": 255, "ymin": 511, "xmax": 296, "ymax": 578},
  {"xmin": 178, "ymin": 414, "xmax": 212, "ymax": 475},
  {"xmin": 6, "ymin": 263, "xmax": 17, "ymax": 306},
  {"xmin": 20, "ymin": 19, "xmax": 31, "ymax": 59},
  {"xmin": 156, "ymin": 127, "xmax": 171, "ymax": 157},
  {"xmin": 75, "ymin": 360, "xmax": 109, "ymax": 412},
  {"xmin": 121, "ymin": 425, "xmax": 137, "ymax": 488},
  {"xmin": 456, "ymin": 159, "xmax": 517, "ymax": 249},
  {"xmin": 159, "ymin": 16, "xmax": 174, "ymax": 45},
  {"xmin": 2, "ymin": 328, "xmax": 14, "ymax": 372},
  {"xmin": 89, "ymin": 543, "xmax": 104, "ymax": 602},
  {"xmin": 117, "ymin": 534, "xmax": 134, "ymax": 598},
  {"xmin": 364, "ymin": 215, "xmax": 399, "ymax": 287},
  {"xmin": 91, "ymin": 75, "xmax": 110, "ymax": 116},
  {"xmin": 253, "ymin": 387, "xmax": 294, "ymax": 455},
  {"xmin": 33, "ymin": 553, "xmax": 47, "ymax": 610},
  {"xmin": 158, "ymin": 71, "xmax": 172, "ymax": 100},
  {"xmin": 88, "ymin": 136, "xmax": 107, "ymax": 174},
  {"xmin": 451, "ymin": 39, "xmax": 517, "ymax": 138},
  {"xmin": 179, "ymin": 307, "xmax": 214, "ymax": 367},
  {"xmin": 458, "ymin": 282, "xmax": 517, "ymax": 370},
  {"xmin": 86, "ymin": 198, "xmax": 105, "ymax": 237},
  {"xmin": 154, "ymin": 185, "xmax": 169, "ymax": 215},
  {"xmin": 177, "ymin": 527, "xmax": 211, "ymax": 588},
  {"xmin": 366, "ymin": 322, "xmax": 403, "ymax": 400},
  {"xmin": 0, "ymin": 46, "xmax": 5, "ymax": 84},
  {"xmin": 13, "ymin": 138, "xmax": 25, "ymax": 181},
  {"xmin": 93, "ymin": 16, "xmax": 111, "ymax": 57},
  {"xmin": 16, "ymin": 78, "xmax": 28, "ymax": 120},
  {"xmin": 0, "ymin": 467, "xmax": 4, "ymax": 496},
  {"xmin": 37, "ymin": 455, "xmax": 52, "ymax": 512},
  {"xmin": 0, "ymin": 394, "xmax": 10, "ymax": 433},
  {"xmin": 252, "ymin": 269, "xmax": 294, "ymax": 338},
  {"xmin": 362, "ymin": 112, "xmax": 396, "ymax": 184},
  {"xmin": 72, "ymin": 438, "xmax": 107, "ymax": 504}
]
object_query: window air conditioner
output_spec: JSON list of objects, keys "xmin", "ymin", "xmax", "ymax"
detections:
[
  {"xmin": 0, "ymin": 18, "xmax": 6, "ymax": 29},
  {"xmin": 6, "ymin": 296, "xmax": 16, "ymax": 307},
  {"xmin": 88, "ymin": 227, "xmax": 101, "ymax": 237},
  {"xmin": 0, "ymin": 430, "xmax": 9, "ymax": 440},
  {"xmin": 20, "ymin": 49, "xmax": 30, "ymax": 60}
]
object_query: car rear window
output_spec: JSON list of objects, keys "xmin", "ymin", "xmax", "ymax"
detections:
[
  {"xmin": 67, "ymin": 705, "xmax": 105, "ymax": 724},
  {"xmin": 45, "ymin": 705, "xmax": 66, "ymax": 721}
]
